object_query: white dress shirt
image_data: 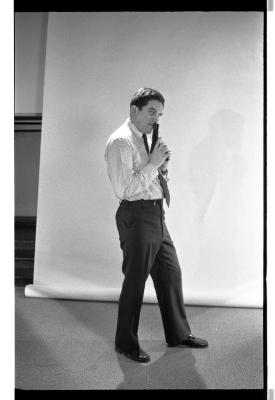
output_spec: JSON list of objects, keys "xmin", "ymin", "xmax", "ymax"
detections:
[{"xmin": 104, "ymin": 117, "xmax": 164, "ymax": 201}]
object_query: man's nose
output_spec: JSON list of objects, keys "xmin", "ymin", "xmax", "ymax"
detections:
[{"xmin": 153, "ymin": 116, "xmax": 159, "ymax": 124}]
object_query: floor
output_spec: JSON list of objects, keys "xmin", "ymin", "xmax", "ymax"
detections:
[{"xmin": 15, "ymin": 287, "xmax": 264, "ymax": 390}]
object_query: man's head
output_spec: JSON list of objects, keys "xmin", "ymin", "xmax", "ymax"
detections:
[{"xmin": 130, "ymin": 88, "xmax": 165, "ymax": 134}]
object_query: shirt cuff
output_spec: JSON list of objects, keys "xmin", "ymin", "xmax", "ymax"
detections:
[{"xmin": 158, "ymin": 169, "xmax": 169, "ymax": 182}]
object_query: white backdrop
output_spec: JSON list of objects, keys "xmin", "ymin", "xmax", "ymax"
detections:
[{"xmin": 25, "ymin": 12, "xmax": 263, "ymax": 307}]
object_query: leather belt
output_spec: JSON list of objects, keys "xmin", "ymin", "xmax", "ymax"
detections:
[{"xmin": 120, "ymin": 199, "xmax": 163, "ymax": 207}]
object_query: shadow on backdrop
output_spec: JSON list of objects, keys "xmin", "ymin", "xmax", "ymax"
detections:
[{"xmin": 188, "ymin": 109, "xmax": 245, "ymax": 224}]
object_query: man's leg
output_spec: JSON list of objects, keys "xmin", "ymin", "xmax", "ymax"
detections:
[
  {"xmin": 150, "ymin": 222, "xmax": 192, "ymax": 345},
  {"xmin": 115, "ymin": 204, "xmax": 162, "ymax": 352}
]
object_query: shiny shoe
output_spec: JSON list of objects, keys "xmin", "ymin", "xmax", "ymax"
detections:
[
  {"xmin": 168, "ymin": 334, "xmax": 208, "ymax": 348},
  {"xmin": 181, "ymin": 334, "xmax": 208, "ymax": 348},
  {"xmin": 115, "ymin": 345, "xmax": 151, "ymax": 363}
]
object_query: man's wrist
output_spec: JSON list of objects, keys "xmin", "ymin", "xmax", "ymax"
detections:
[{"xmin": 145, "ymin": 162, "xmax": 160, "ymax": 178}]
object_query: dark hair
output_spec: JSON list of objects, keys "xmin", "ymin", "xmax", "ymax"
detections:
[{"xmin": 130, "ymin": 87, "xmax": 165, "ymax": 110}]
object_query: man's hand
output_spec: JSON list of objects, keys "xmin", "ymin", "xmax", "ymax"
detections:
[
  {"xmin": 160, "ymin": 157, "xmax": 170, "ymax": 172},
  {"xmin": 149, "ymin": 138, "xmax": 172, "ymax": 169},
  {"xmin": 159, "ymin": 140, "xmax": 171, "ymax": 170}
]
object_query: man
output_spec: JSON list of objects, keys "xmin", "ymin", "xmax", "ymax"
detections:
[{"xmin": 104, "ymin": 88, "xmax": 208, "ymax": 363}]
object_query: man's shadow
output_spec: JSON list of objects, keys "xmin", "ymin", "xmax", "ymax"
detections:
[
  {"xmin": 188, "ymin": 108, "xmax": 245, "ymax": 224},
  {"xmin": 115, "ymin": 343, "xmax": 207, "ymax": 390}
]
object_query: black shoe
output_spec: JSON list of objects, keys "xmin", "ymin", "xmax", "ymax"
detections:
[
  {"xmin": 115, "ymin": 345, "xmax": 151, "ymax": 363},
  {"xmin": 181, "ymin": 334, "xmax": 208, "ymax": 348},
  {"xmin": 168, "ymin": 334, "xmax": 208, "ymax": 348}
]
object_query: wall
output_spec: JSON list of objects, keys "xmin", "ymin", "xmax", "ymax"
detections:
[
  {"xmin": 15, "ymin": 12, "xmax": 48, "ymax": 216},
  {"xmin": 15, "ymin": 130, "xmax": 41, "ymax": 216},
  {"xmin": 15, "ymin": 12, "xmax": 48, "ymax": 114},
  {"xmin": 26, "ymin": 12, "xmax": 263, "ymax": 307}
]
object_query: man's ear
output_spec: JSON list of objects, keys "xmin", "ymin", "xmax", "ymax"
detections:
[{"xmin": 130, "ymin": 105, "xmax": 138, "ymax": 118}]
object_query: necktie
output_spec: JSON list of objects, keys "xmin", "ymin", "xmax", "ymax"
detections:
[{"xmin": 143, "ymin": 134, "xmax": 170, "ymax": 207}]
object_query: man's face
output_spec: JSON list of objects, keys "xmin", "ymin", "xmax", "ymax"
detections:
[{"xmin": 131, "ymin": 99, "xmax": 164, "ymax": 134}]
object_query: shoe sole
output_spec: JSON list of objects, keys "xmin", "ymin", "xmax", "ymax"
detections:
[{"xmin": 168, "ymin": 343, "xmax": 208, "ymax": 348}]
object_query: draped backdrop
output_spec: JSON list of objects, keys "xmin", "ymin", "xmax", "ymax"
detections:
[{"xmin": 25, "ymin": 12, "xmax": 263, "ymax": 307}]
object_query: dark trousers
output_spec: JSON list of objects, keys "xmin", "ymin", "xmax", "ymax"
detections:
[{"xmin": 115, "ymin": 199, "xmax": 191, "ymax": 352}]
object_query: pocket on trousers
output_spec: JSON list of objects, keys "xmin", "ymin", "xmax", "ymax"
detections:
[
  {"xmin": 116, "ymin": 206, "xmax": 137, "ymax": 230},
  {"xmin": 125, "ymin": 207, "xmax": 137, "ymax": 229}
]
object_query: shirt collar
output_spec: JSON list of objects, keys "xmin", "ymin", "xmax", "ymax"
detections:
[{"xmin": 126, "ymin": 117, "xmax": 144, "ymax": 139}]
